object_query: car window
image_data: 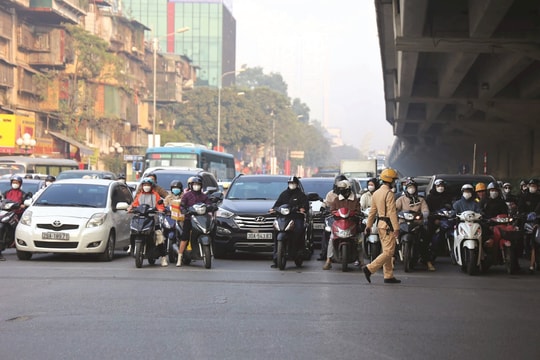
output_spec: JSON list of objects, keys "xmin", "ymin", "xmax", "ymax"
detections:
[
  {"xmin": 111, "ymin": 184, "xmax": 133, "ymax": 208},
  {"xmin": 227, "ymin": 178, "xmax": 289, "ymax": 200},
  {"xmin": 301, "ymin": 180, "xmax": 334, "ymax": 197},
  {"xmin": 34, "ymin": 183, "xmax": 109, "ymax": 208}
]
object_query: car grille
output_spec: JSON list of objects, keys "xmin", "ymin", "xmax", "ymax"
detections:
[
  {"xmin": 34, "ymin": 241, "xmax": 78, "ymax": 249},
  {"xmin": 235, "ymin": 215, "xmax": 276, "ymax": 230},
  {"xmin": 37, "ymin": 224, "xmax": 79, "ymax": 231}
]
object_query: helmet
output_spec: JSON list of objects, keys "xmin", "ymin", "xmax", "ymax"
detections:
[
  {"xmin": 24, "ymin": 174, "xmax": 33, "ymax": 179},
  {"xmin": 520, "ymin": 179, "xmax": 527, "ymax": 186},
  {"xmin": 170, "ymin": 180, "xmax": 184, "ymax": 192},
  {"xmin": 117, "ymin": 173, "xmax": 126, "ymax": 180},
  {"xmin": 405, "ymin": 179, "xmax": 417, "ymax": 188},
  {"xmin": 10, "ymin": 175, "xmax": 23, "ymax": 185},
  {"xmin": 502, "ymin": 182, "xmax": 512, "ymax": 189},
  {"xmin": 287, "ymin": 176, "xmax": 300, "ymax": 185},
  {"xmin": 141, "ymin": 177, "xmax": 154, "ymax": 186},
  {"xmin": 45, "ymin": 175, "xmax": 56, "ymax": 182},
  {"xmin": 487, "ymin": 182, "xmax": 499, "ymax": 191},
  {"xmin": 528, "ymin": 178, "xmax": 539, "ymax": 186},
  {"xmin": 187, "ymin": 176, "xmax": 203, "ymax": 190},
  {"xmin": 434, "ymin": 179, "xmax": 446, "ymax": 187},
  {"xmin": 475, "ymin": 182, "xmax": 486, "ymax": 192},
  {"xmin": 336, "ymin": 179, "xmax": 351, "ymax": 190},
  {"xmin": 461, "ymin": 184, "xmax": 474, "ymax": 192},
  {"xmin": 380, "ymin": 168, "xmax": 399, "ymax": 183},
  {"xmin": 334, "ymin": 174, "xmax": 348, "ymax": 183},
  {"xmin": 147, "ymin": 173, "xmax": 157, "ymax": 182}
]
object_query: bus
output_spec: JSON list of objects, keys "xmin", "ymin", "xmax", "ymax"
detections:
[
  {"xmin": 144, "ymin": 143, "xmax": 235, "ymax": 181},
  {"xmin": 0, "ymin": 156, "xmax": 79, "ymax": 177}
]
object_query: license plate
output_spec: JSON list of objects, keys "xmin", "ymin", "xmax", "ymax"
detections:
[
  {"xmin": 313, "ymin": 223, "xmax": 325, "ymax": 230},
  {"xmin": 42, "ymin": 232, "xmax": 70, "ymax": 240},
  {"xmin": 247, "ymin": 233, "xmax": 273, "ymax": 240}
]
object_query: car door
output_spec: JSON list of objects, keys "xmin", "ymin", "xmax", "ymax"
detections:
[{"xmin": 109, "ymin": 183, "xmax": 133, "ymax": 247}]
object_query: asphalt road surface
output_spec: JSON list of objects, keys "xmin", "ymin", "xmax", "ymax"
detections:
[{"xmin": 1, "ymin": 249, "xmax": 539, "ymax": 360}]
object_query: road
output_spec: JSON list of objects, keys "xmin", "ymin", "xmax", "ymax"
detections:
[{"xmin": 1, "ymin": 249, "xmax": 539, "ymax": 360}]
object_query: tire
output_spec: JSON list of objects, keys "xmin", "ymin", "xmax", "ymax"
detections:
[
  {"xmin": 466, "ymin": 248, "xmax": 477, "ymax": 275},
  {"xmin": 148, "ymin": 257, "xmax": 156, "ymax": 265},
  {"xmin": 183, "ymin": 251, "xmax": 192, "ymax": 265},
  {"xmin": 277, "ymin": 241, "xmax": 286, "ymax": 270},
  {"xmin": 168, "ymin": 241, "xmax": 178, "ymax": 264},
  {"xmin": 134, "ymin": 242, "xmax": 144, "ymax": 268},
  {"xmin": 0, "ymin": 226, "xmax": 7, "ymax": 251},
  {"xmin": 504, "ymin": 247, "xmax": 512, "ymax": 275},
  {"xmin": 341, "ymin": 244, "xmax": 348, "ymax": 272},
  {"xmin": 295, "ymin": 254, "xmax": 303, "ymax": 268},
  {"xmin": 16, "ymin": 250, "xmax": 32, "ymax": 260},
  {"xmin": 403, "ymin": 242, "xmax": 411, "ymax": 273},
  {"xmin": 98, "ymin": 232, "xmax": 115, "ymax": 262},
  {"xmin": 203, "ymin": 245, "xmax": 212, "ymax": 269}
]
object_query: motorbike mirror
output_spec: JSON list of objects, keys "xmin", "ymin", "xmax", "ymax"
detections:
[
  {"xmin": 209, "ymin": 191, "xmax": 223, "ymax": 202},
  {"xmin": 25, "ymin": 192, "xmax": 33, "ymax": 199},
  {"xmin": 157, "ymin": 199, "xmax": 164, "ymax": 205}
]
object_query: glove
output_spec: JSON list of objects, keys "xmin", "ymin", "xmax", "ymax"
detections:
[{"xmin": 365, "ymin": 227, "xmax": 371, "ymax": 236}]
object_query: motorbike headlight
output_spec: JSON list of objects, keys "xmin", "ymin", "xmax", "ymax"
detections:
[
  {"xmin": 280, "ymin": 207, "xmax": 290, "ymax": 216},
  {"xmin": 216, "ymin": 207, "xmax": 234, "ymax": 218},
  {"xmin": 20, "ymin": 210, "xmax": 32, "ymax": 226},
  {"xmin": 87, "ymin": 213, "xmax": 107, "ymax": 228},
  {"xmin": 403, "ymin": 213, "xmax": 414, "ymax": 221},
  {"xmin": 193, "ymin": 204, "xmax": 207, "ymax": 215}
]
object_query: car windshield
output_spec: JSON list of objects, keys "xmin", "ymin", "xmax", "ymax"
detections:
[
  {"xmin": 148, "ymin": 173, "xmax": 193, "ymax": 190},
  {"xmin": 57, "ymin": 171, "xmax": 114, "ymax": 180},
  {"xmin": 301, "ymin": 179, "xmax": 334, "ymax": 198},
  {"xmin": 34, "ymin": 183, "xmax": 108, "ymax": 208},
  {"xmin": 227, "ymin": 178, "xmax": 291, "ymax": 200}
]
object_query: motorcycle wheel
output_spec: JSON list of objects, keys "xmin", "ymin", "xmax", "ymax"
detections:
[
  {"xmin": 403, "ymin": 242, "xmax": 411, "ymax": 273},
  {"xmin": 466, "ymin": 248, "xmax": 477, "ymax": 275},
  {"xmin": 203, "ymin": 245, "xmax": 212, "ymax": 269},
  {"xmin": 148, "ymin": 257, "xmax": 156, "ymax": 265},
  {"xmin": 169, "ymin": 244, "xmax": 178, "ymax": 264},
  {"xmin": 341, "ymin": 244, "xmax": 348, "ymax": 272},
  {"xmin": 183, "ymin": 251, "xmax": 192, "ymax": 265},
  {"xmin": 16, "ymin": 249, "xmax": 32, "ymax": 260},
  {"xmin": 294, "ymin": 254, "xmax": 303, "ymax": 268},
  {"xmin": 277, "ymin": 241, "xmax": 287, "ymax": 270},
  {"xmin": 134, "ymin": 242, "xmax": 144, "ymax": 268}
]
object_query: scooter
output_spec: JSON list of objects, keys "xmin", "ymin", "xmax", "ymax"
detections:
[
  {"xmin": 483, "ymin": 214, "xmax": 523, "ymax": 274},
  {"xmin": 453, "ymin": 211, "xmax": 483, "ymax": 275},
  {"xmin": 524, "ymin": 212, "xmax": 540, "ymax": 272},
  {"xmin": 160, "ymin": 211, "xmax": 182, "ymax": 264},
  {"xmin": 397, "ymin": 210, "xmax": 424, "ymax": 272},
  {"xmin": 432, "ymin": 208, "xmax": 456, "ymax": 263},
  {"xmin": 329, "ymin": 207, "xmax": 359, "ymax": 272},
  {"xmin": 130, "ymin": 203, "xmax": 165, "ymax": 268},
  {"xmin": 362, "ymin": 208, "xmax": 381, "ymax": 263},
  {"xmin": 182, "ymin": 202, "xmax": 217, "ymax": 269},
  {"xmin": 0, "ymin": 199, "xmax": 25, "ymax": 252},
  {"xmin": 272, "ymin": 204, "xmax": 305, "ymax": 270}
]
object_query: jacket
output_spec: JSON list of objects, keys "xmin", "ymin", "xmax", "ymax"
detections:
[
  {"xmin": 330, "ymin": 191, "xmax": 360, "ymax": 214},
  {"xmin": 132, "ymin": 190, "xmax": 165, "ymax": 212},
  {"xmin": 366, "ymin": 184, "xmax": 399, "ymax": 232},
  {"xmin": 395, "ymin": 194, "xmax": 429, "ymax": 221},
  {"xmin": 453, "ymin": 196, "xmax": 481, "ymax": 214}
]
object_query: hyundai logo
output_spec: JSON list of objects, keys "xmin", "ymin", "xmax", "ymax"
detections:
[
  {"xmin": 255, "ymin": 216, "xmax": 265, "ymax": 222},
  {"xmin": 52, "ymin": 220, "xmax": 62, "ymax": 228}
]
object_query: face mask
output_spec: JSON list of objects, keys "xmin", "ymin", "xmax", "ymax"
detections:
[
  {"xmin": 407, "ymin": 188, "xmax": 416, "ymax": 195},
  {"xmin": 463, "ymin": 192, "xmax": 472, "ymax": 200},
  {"xmin": 288, "ymin": 184, "xmax": 297, "ymax": 190},
  {"xmin": 530, "ymin": 186, "xmax": 538, "ymax": 194},
  {"xmin": 489, "ymin": 191, "xmax": 498, "ymax": 199},
  {"xmin": 142, "ymin": 185, "xmax": 151, "ymax": 193},
  {"xmin": 192, "ymin": 184, "xmax": 201, "ymax": 192},
  {"xmin": 171, "ymin": 188, "xmax": 181, "ymax": 195},
  {"xmin": 45, "ymin": 181, "xmax": 52, "ymax": 187},
  {"xmin": 436, "ymin": 186, "xmax": 444, "ymax": 193},
  {"xmin": 503, "ymin": 188, "xmax": 510, "ymax": 194},
  {"xmin": 368, "ymin": 185, "xmax": 375, "ymax": 192},
  {"xmin": 11, "ymin": 183, "xmax": 20, "ymax": 190}
]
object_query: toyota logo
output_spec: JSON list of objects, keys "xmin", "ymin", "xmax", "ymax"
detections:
[
  {"xmin": 52, "ymin": 220, "xmax": 63, "ymax": 228},
  {"xmin": 255, "ymin": 216, "xmax": 265, "ymax": 222}
]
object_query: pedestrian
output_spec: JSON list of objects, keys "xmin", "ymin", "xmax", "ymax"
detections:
[{"xmin": 362, "ymin": 168, "xmax": 401, "ymax": 284}]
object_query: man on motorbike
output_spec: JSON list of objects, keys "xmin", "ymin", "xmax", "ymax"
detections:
[
  {"xmin": 32, "ymin": 175, "xmax": 56, "ymax": 202},
  {"xmin": 519, "ymin": 179, "xmax": 540, "ymax": 215},
  {"xmin": 179, "ymin": 176, "xmax": 210, "ymax": 267},
  {"xmin": 0, "ymin": 176, "xmax": 27, "ymax": 261},
  {"xmin": 322, "ymin": 179, "xmax": 361, "ymax": 270},
  {"xmin": 317, "ymin": 174, "xmax": 346, "ymax": 261},
  {"xmin": 128, "ymin": 177, "xmax": 167, "ymax": 266},
  {"xmin": 481, "ymin": 182, "xmax": 509, "ymax": 218},
  {"xmin": 453, "ymin": 184, "xmax": 481, "ymax": 214},
  {"xmin": 363, "ymin": 168, "xmax": 401, "ymax": 284},
  {"xmin": 270, "ymin": 176, "xmax": 308, "ymax": 268},
  {"xmin": 396, "ymin": 179, "xmax": 434, "ymax": 271},
  {"xmin": 475, "ymin": 182, "xmax": 487, "ymax": 203},
  {"xmin": 426, "ymin": 179, "xmax": 454, "ymax": 259}
]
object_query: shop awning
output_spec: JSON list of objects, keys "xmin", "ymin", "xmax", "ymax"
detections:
[{"xmin": 47, "ymin": 131, "xmax": 94, "ymax": 156}]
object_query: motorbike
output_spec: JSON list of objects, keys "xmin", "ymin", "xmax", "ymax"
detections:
[
  {"xmin": 397, "ymin": 210, "xmax": 424, "ymax": 272},
  {"xmin": 361, "ymin": 208, "xmax": 381, "ymax": 263},
  {"xmin": 524, "ymin": 212, "xmax": 540, "ymax": 272},
  {"xmin": 182, "ymin": 202, "xmax": 217, "ymax": 269},
  {"xmin": 272, "ymin": 204, "xmax": 306, "ymax": 270},
  {"xmin": 431, "ymin": 208, "xmax": 457, "ymax": 263},
  {"xmin": 328, "ymin": 207, "xmax": 360, "ymax": 272},
  {"xmin": 0, "ymin": 199, "xmax": 24, "ymax": 251},
  {"xmin": 130, "ymin": 203, "xmax": 165, "ymax": 268},
  {"xmin": 160, "ymin": 211, "xmax": 183, "ymax": 264},
  {"xmin": 483, "ymin": 214, "xmax": 523, "ymax": 274},
  {"xmin": 453, "ymin": 211, "xmax": 483, "ymax": 275}
]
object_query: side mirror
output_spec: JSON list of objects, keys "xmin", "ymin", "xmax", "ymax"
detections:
[
  {"xmin": 205, "ymin": 186, "xmax": 218, "ymax": 194},
  {"xmin": 24, "ymin": 199, "xmax": 32, "ymax": 207},
  {"xmin": 157, "ymin": 199, "xmax": 164, "ymax": 205},
  {"xmin": 116, "ymin": 202, "xmax": 129, "ymax": 211},
  {"xmin": 209, "ymin": 191, "xmax": 224, "ymax": 202},
  {"xmin": 25, "ymin": 192, "xmax": 33, "ymax": 199}
]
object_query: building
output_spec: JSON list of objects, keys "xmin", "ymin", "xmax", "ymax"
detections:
[{"xmin": 121, "ymin": 0, "xmax": 236, "ymax": 87}]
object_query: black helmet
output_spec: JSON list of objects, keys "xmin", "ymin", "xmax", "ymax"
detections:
[
  {"xmin": 45, "ymin": 175, "xmax": 56, "ymax": 182},
  {"xmin": 487, "ymin": 182, "xmax": 499, "ymax": 191},
  {"xmin": 334, "ymin": 174, "xmax": 348, "ymax": 183},
  {"xmin": 117, "ymin": 173, "xmax": 126, "ymax": 180},
  {"xmin": 520, "ymin": 179, "xmax": 527, "ymax": 186},
  {"xmin": 170, "ymin": 180, "xmax": 184, "ymax": 192},
  {"xmin": 24, "ymin": 174, "xmax": 33, "ymax": 179},
  {"xmin": 187, "ymin": 176, "xmax": 203, "ymax": 190},
  {"xmin": 287, "ymin": 176, "xmax": 300, "ymax": 185},
  {"xmin": 405, "ymin": 179, "xmax": 417, "ymax": 188},
  {"xmin": 148, "ymin": 173, "xmax": 157, "ymax": 182},
  {"xmin": 10, "ymin": 175, "xmax": 23, "ymax": 185},
  {"xmin": 528, "ymin": 178, "xmax": 539, "ymax": 186}
]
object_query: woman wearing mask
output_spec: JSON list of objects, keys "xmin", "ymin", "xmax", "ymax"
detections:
[{"xmin": 360, "ymin": 177, "xmax": 378, "ymax": 211}]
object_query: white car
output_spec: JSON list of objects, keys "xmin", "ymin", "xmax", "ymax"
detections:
[{"xmin": 15, "ymin": 179, "xmax": 133, "ymax": 261}]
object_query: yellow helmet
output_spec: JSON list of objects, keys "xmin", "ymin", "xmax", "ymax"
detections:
[
  {"xmin": 380, "ymin": 168, "xmax": 399, "ymax": 183},
  {"xmin": 475, "ymin": 182, "xmax": 487, "ymax": 192}
]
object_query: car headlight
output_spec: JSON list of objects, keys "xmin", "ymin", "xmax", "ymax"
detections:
[
  {"xmin": 20, "ymin": 210, "xmax": 32, "ymax": 226},
  {"xmin": 216, "ymin": 207, "xmax": 234, "ymax": 218},
  {"xmin": 87, "ymin": 213, "xmax": 107, "ymax": 228}
]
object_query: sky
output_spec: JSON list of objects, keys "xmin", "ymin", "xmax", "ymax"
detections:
[{"xmin": 232, "ymin": 0, "xmax": 396, "ymax": 152}]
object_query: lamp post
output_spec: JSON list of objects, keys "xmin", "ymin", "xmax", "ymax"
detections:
[
  {"xmin": 152, "ymin": 27, "xmax": 190, "ymax": 148},
  {"xmin": 217, "ymin": 68, "xmax": 246, "ymax": 151},
  {"xmin": 16, "ymin": 133, "xmax": 36, "ymax": 154}
]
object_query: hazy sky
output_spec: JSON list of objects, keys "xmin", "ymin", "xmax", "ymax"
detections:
[{"xmin": 233, "ymin": 0, "xmax": 396, "ymax": 152}]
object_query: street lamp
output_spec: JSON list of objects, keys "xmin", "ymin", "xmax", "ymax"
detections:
[
  {"xmin": 152, "ymin": 27, "xmax": 190, "ymax": 148},
  {"xmin": 16, "ymin": 133, "xmax": 36, "ymax": 154},
  {"xmin": 217, "ymin": 67, "xmax": 246, "ymax": 151}
]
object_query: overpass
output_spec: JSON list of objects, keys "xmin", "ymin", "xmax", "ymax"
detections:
[{"xmin": 376, "ymin": 0, "xmax": 540, "ymax": 180}]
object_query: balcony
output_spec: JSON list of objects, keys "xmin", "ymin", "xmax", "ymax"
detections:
[{"xmin": 25, "ymin": 0, "xmax": 86, "ymax": 24}]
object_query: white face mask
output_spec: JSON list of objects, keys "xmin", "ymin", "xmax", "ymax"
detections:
[
  {"xmin": 367, "ymin": 185, "xmax": 375, "ymax": 192},
  {"xmin": 489, "ymin": 191, "xmax": 498, "ymax": 199},
  {"xmin": 407, "ymin": 188, "xmax": 416, "ymax": 195},
  {"xmin": 436, "ymin": 186, "xmax": 444, "ymax": 193},
  {"xmin": 192, "ymin": 184, "xmax": 201, "ymax": 192},
  {"xmin": 142, "ymin": 185, "xmax": 151, "ymax": 193},
  {"xmin": 288, "ymin": 184, "xmax": 297, "ymax": 190},
  {"xmin": 529, "ymin": 186, "xmax": 537, "ymax": 194},
  {"xmin": 463, "ymin": 192, "xmax": 472, "ymax": 200},
  {"xmin": 503, "ymin": 188, "xmax": 510, "ymax": 194},
  {"xmin": 11, "ymin": 183, "xmax": 20, "ymax": 190}
]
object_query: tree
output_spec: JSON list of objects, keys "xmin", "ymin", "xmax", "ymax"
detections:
[{"xmin": 236, "ymin": 67, "xmax": 288, "ymax": 96}]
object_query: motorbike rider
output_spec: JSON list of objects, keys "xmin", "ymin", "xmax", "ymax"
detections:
[
  {"xmin": 32, "ymin": 175, "xmax": 56, "ymax": 201},
  {"xmin": 117, "ymin": 173, "xmax": 126, "ymax": 184},
  {"xmin": 426, "ymin": 179, "xmax": 454, "ymax": 257},
  {"xmin": 317, "ymin": 174, "xmax": 346, "ymax": 261},
  {"xmin": 137, "ymin": 172, "xmax": 168, "ymax": 198},
  {"xmin": 164, "ymin": 180, "xmax": 184, "ymax": 207},
  {"xmin": 322, "ymin": 179, "xmax": 361, "ymax": 270},
  {"xmin": 179, "ymin": 176, "xmax": 211, "ymax": 267},
  {"xmin": 481, "ymin": 182, "xmax": 509, "ymax": 218},
  {"xmin": 475, "ymin": 182, "xmax": 487, "ymax": 203},
  {"xmin": 360, "ymin": 177, "xmax": 378, "ymax": 211},
  {"xmin": 270, "ymin": 176, "xmax": 308, "ymax": 268},
  {"xmin": 395, "ymin": 179, "xmax": 434, "ymax": 271},
  {"xmin": 501, "ymin": 182, "xmax": 518, "ymax": 215},
  {"xmin": 363, "ymin": 168, "xmax": 401, "ymax": 284},
  {"xmin": 518, "ymin": 179, "xmax": 540, "ymax": 215},
  {"xmin": 0, "ymin": 176, "xmax": 27, "ymax": 261},
  {"xmin": 128, "ymin": 177, "xmax": 168, "ymax": 266},
  {"xmin": 453, "ymin": 184, "xmax": 481, "ymax": 214}
]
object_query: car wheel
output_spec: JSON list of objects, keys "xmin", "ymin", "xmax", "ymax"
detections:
[
  {"xmin": 16, "ymin": 250, "xmax": 32, "ymax": 260},
  {"xmin": 98, "ymin": 231, "xmax": 115, "ymax": 262}
]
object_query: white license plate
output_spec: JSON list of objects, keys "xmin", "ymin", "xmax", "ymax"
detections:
[
  {"xmin": 42, "ymin": 232, "xmax": 70, "ymax": 240},
  {"xmin": 247, "ymin": 233, "xmax": 273, "ymax": 240},
  {"xmin": 313, "ymin": 223, "xmax": 325, "ymax": 230}
]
